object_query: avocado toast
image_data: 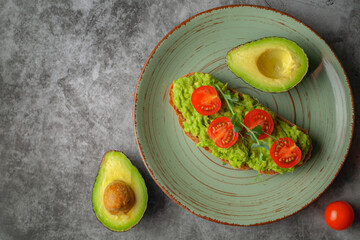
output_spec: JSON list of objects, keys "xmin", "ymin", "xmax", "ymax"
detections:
[{"xmin": 169, "ymin": 72, "xmax": 312, "ymax": 175}]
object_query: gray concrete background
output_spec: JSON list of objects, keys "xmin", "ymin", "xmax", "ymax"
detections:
[{"xmin": 0, "ymin": 0, "xmax": 359, "ymax": 239}]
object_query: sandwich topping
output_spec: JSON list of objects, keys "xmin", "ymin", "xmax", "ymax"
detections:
[
  {"xmin": 208, "ymin": 117, "xmax": 239, "ymax": 148},
  {"xmin": 270, "ymin": 138, "xmax": 302, "ymax": 168},
  {"xmin": 172, "ymin": 72, "xmax": 311, "ymax": 174},
  {"xmin": 191, "ymin": 85, "xmax": 221, "ymax": 115},
  {"xmin": 243, "ymin": 109, "xmax": 274, "ymax": 140}
]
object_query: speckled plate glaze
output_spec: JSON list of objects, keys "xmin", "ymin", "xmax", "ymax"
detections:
[{"xmin": 133, "ymin": 5, "xmax": 354, "ymax": 225}]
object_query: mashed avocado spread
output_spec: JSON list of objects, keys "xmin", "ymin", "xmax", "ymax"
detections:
[{"xmin": 172, "ymin": 72, "xmax": 311, "ymax": 174}]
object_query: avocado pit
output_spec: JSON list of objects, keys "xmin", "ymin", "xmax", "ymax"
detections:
[{"xmin": 103, "ymin": 180, "xmax": 135, "ymax": 215}]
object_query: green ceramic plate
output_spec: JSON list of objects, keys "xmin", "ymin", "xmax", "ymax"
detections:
[{"xmin": 133, "ymin": 5, "xmax": 354, "ymax": 225}]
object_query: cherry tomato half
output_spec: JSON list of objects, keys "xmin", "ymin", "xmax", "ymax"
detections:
[
  {"xmin": 191, "ymin": 86, "xmax": 221, "ymax": 116},
  {"xmin": 244, "ymin": 109, "xmax": 274, "ymax": 140},
  {"xmin": 325, "ymin": 201, "xmax": 354, "ymax": 230},
  {"xmin": 270, "ymin": 137, "xmax": 302, "ymax": 168},
  {"xmin": 208, "ymin": 117, "xmax": 238, "ymax": 148}
]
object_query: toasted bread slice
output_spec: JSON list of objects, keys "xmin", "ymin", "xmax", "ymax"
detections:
[{"xmin": 169, "ymin": 72, "xmax": 312, "ymax": 175}]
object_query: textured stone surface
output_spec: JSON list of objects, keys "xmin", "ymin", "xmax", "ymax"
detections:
[{"xmin": 0, "ymin": 0, "xmax": 359, "ymax": 239}]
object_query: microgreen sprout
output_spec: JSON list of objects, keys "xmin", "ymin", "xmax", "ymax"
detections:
[{"xmin": 216, "ymin": 84, "xmax": 280, "ymax": 151}]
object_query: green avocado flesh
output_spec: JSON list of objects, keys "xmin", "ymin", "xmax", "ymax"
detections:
[
  {"xmin": 92, "ymin": 151, "xmax": 148, "ymax": 231},
  {"xmin": 172, "ymin": 72, "xmax": 311, "ymax": 174},
  {"xmin": 227, "ymin": 37, "xmax": 308, "ymax": 92}
]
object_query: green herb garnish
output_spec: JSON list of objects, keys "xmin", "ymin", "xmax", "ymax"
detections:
[
  {"xmin": 216, "ymin": 84, "xmax": 278, "ymax": 151},
  {"xmin": 254, "ymin": 171, "xmax": 264, "ymax": 183}
]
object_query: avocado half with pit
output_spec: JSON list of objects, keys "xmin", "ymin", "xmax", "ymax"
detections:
[
  {"xmin": 92, "ymin": 151, "xmax": 148, "ymax": 232},
  {"xmin": 227, "ymin": 37, "xmax": 308, "ymax": 92}
]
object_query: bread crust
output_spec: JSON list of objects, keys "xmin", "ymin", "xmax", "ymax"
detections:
[{"xmin": 169, "ymin": 72, "xmax": 312, "ymax": 175}]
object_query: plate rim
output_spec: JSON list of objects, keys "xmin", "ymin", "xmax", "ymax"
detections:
[{"xmin": 132, "ymin": 4, "xmax": 355, "ymax": 226}]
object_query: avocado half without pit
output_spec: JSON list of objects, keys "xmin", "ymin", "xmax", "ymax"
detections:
[
  {"xmin": 92, "ymin": 151, "xmax": 148, "ymax": 232},
  {"xmin": 226, "ymin": 37, "xmax": 309, "ymax": 92}
]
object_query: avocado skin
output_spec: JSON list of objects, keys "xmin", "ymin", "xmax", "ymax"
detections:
[
  {"xmin": 92, "ymin": 151, "xmax": 148, "ymax": 232},
  {"xmin": 227, "ymin": 37, "xmax": 309, "ymax": 93}
]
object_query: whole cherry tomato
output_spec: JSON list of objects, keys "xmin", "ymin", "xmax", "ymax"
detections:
[{"xmin": 324, "ymin": 201, "xmax": 354, "ymax": 230}]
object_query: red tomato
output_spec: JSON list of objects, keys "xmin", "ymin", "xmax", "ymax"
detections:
[
  {"xmin": 208, "ymin": 117, "xmax": 238, "ymax": 148},
  {"xmin": 191, "ymin": 86, "xmax": 221, "ymax": 116},
  {"xmin": 270, "ymin": 137, "xmax": 302, "ymax": 168},
  {"xmin": 243, "ymin": 109, "xmax": 274, "ymax": 140},
  {"xmin": 325, "ymin": 201, "xmax": 354, "ymax": 230}
]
